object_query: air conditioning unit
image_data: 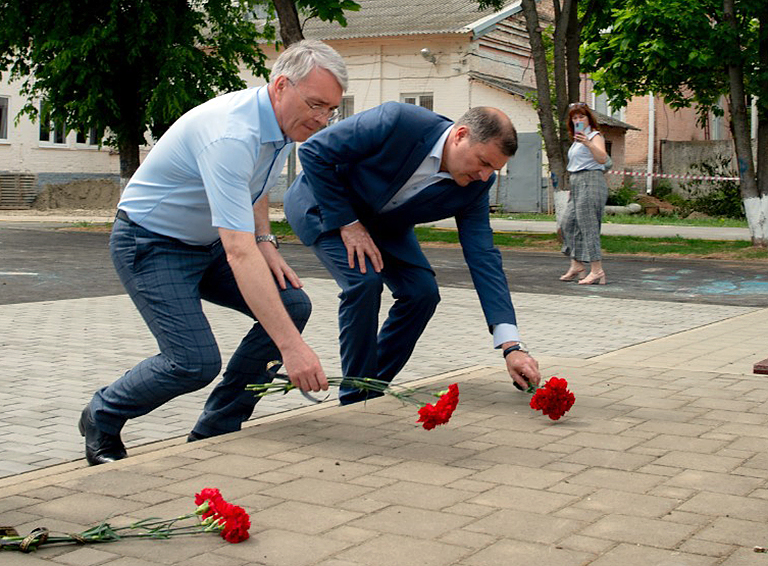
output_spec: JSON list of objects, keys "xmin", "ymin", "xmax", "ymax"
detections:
[{"xmin": 0, "ymin": 173, "xmax": 38, "ymax": 209}]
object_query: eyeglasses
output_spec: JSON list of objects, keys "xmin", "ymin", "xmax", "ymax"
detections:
[
  {"xmin": 287, "ymin": 79, "xmax": 340, "ymax": 122},
  {"xmin": 568, "ymin": 102, "xmax": 588, "ymax": 109}
]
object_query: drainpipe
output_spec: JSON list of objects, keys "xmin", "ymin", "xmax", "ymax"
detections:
[
  {"xmin": 752, "ymin": 96, "xmax": 758, "ymax": 141},
  {"xmin": 646, "ymin": 93, "xmax": 655, "ymax": 194}
]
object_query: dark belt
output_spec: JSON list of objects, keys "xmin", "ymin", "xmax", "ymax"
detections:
[{"xmin": 115, "ymin": 209, "xmax": 133, "ymax": 224}]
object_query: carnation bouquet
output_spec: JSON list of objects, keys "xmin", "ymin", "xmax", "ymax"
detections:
[
  {"xmin": 247, "ymin": 375, "xmax": 460, "ymax": 431},
  {"xmin": 526, "ymin": 376, "xmax": 575, "ymax": 420},
  {"xmin": 0, "ymin": 488, "xmax": 249, "ymax": 553}
]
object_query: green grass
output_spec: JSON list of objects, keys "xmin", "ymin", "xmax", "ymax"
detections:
[
  {"xmin": 409, "ymin": 225, "xmax": 768, "ymax": 261},
  {"xmin": 498, "ymin": 212, "xmax": 748, "ymax": 228}
]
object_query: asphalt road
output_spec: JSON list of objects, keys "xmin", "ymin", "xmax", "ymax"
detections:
[{"xmin": 1, "ymin": 223, "xmax": 767, "ymax": 307}]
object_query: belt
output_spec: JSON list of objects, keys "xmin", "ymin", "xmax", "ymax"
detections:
[{"xmin": 115, "ymin": 209, "xmax": 132, "ymax": 223}]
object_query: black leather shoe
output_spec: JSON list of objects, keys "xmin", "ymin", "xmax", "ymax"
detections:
[
  {"xmin": 187, "ymin": 431, "xmax": 206, "ymax": 443},
  {"xmin": 78, "ymin": 405, "xmax": 127, "ymax": 466}
]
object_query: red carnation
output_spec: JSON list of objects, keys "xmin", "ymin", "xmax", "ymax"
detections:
[
  {"xmin": 218, "ymin": 503, "xmax": 251, "ymax": 543},
  {"xmin": 194, "ymin": 487, "xmax": 250, "ymax": 543},
  {"xmin": 417, "ymin": 383, "xmax": 459, "ymax": 430},
  {"xmin": 529, "ymin": 377, "xmax": 575, "ymax": 420}
]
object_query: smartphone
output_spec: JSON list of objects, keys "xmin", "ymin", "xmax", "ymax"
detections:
[{"xmin": 574, "ymin": 122, "xmax": 585, "ymax": 134}]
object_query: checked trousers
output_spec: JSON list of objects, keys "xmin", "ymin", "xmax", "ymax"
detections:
[{"xmin": 90, "ymin": 216, "xmax": 311, "ymax": 438}]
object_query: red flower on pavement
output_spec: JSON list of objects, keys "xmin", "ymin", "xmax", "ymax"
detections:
[
  {"xmin": 217, "ymin": 503, "xmax": 251, "ymax": 543},
  {"xmin": 2, "ymin": 487, "xmax": 251, "ymax": 553},
  {"xmin": 195, "ymin": 487, "xmax": 250, "ymax": 543},
  {"xmin": 529, "ymin": 377, "xmax": 575, "ymax": 420},
  {"xmin": 417, "ymin": 383, "xmax": 460, "ymax": 430},
  {"xmin": 195, "ymin": 487, "xmax": 223, "ymax": 520}
]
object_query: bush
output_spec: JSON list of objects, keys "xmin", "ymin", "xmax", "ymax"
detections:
[
  {"xmin": 606, "ymin": 180, "xmax": 638, "ymax": 206},
  {"xmin": 653, "ymin": 180, "xmax": 674, "ymax": 200},
  {"xmin": 680, "ymin": 156, "xmax": 744, "ymax": 219}
]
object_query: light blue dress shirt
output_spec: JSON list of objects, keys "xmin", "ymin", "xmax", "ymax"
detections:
[{"xmin": 119, "ymin": 86, "xmax": 292, "ymax": 246}]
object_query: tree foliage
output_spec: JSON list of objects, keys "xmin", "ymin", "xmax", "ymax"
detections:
[
  {"xmin": 0, "ymin": 0, "xmax": 359, "ymax": 181},
  {"xmin": 581, "ymin": 0, "xmax": 768, "ymax": 245}
]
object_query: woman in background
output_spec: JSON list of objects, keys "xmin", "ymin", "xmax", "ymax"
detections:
[{"xmin": 559, "ymin": 102, "xmax": 611, "ymax": 285}]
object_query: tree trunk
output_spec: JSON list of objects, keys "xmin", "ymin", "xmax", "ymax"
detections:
[
  {"xmin": 757, "ymin": 6, "xmax": 768, "ymax": 215},
  {"xmin": 552, "ymin": 0, "xmax": 574, "ymax": 163},
  {"xmin": 565, "ymin": 1, "xmax": 581, "ymax": 103},
  {"xmin": 724, "ymin": 0, "xmax": 766, "ymax": 246},
  {"xmin": 118, "ymin": 139, "xmax": 140, "ymax": 192},
  {"xmin": 520, "ymin": 0, "xmax": 568, "ymax": 220},
  {"xmin": 272, "ymin": 0, "xmax": 304, "ymax": 46}
]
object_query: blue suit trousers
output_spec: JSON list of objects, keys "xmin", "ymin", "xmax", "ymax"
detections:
[
  {"xmin": 91, "ymin": 217, "xmax": 311, "ymax": 438},
  {"xmin": 311, "ymin": 231, "xmax": 440, "ymax": 404}
]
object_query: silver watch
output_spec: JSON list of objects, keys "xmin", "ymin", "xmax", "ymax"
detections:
[{"xmin": 255, "ymin": 234, "xmax": 279, "ymax": 249}]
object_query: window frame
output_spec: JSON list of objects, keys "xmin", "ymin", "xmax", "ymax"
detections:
[
  {"xmin": 39, "ymin": 101, "xmax": 68, "ymax": 146},
  {"xmin": 400, "ymin": 93, "xmax": 434, "ymax": 111},
  {"xmin": 0, "ymin": 96, "xmax": 9, "ymax": 141}
]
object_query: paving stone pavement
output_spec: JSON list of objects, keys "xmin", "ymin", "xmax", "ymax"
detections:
[
  {"xmin": 0, "ymin": 278, "xmax": 757, "ymax": 477},
  {"xmin": 2, "ymin": 352, "xmax": 768, "ymax": 564},
  {"xmin": 3, "ymin": 215, "xmax": 768, "ymax": 564}
]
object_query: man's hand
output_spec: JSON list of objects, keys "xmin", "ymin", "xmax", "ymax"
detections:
[
  {"xmin": 339, "ymin": 221, "xmax": 383, "ymax": 274},
  {"xmin": 281, "ymin": 341, "xmax": 328, "ymax": 392},
  {"xmin": 219, "ymin": 227, "xmax": 325, "ymax": 393},
  {"xmin": 258, "ymin": 241, "xmax": 302, "ymax": 290},
  {"xmin": 505, "ymin": 349, "xmax": 541, "ymax": 391}
]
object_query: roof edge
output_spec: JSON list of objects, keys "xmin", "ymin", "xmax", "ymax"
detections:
[{"xmin": 462, "ymin": 0, "xmax": 523, "ymax": 39}]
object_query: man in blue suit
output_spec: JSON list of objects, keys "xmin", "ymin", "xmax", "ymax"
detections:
[{"xmin": 284, "ymin": 103, "xmax": 540, "ymax": 404}]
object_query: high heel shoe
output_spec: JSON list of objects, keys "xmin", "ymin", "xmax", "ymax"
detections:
[
  {"xmin": 559, "ymin": 268, "xmax": 585, "ymax": 281},
  {"xmin": 578, "ymin": 270, "xmax": 606, "ymax": 285}
]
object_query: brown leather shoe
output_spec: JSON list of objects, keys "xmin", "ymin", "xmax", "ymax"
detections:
[{"xmin": 78, "ymin": 404, "xmax": 127, "ymax": 466}]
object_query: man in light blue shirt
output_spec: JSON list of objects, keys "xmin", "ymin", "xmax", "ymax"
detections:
[{"xmin": 79, "ymin": 40, "xmax": 347, "ymax": 466}]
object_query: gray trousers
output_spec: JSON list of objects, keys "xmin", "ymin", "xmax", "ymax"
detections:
[
  {"xmin": 561, "ymin": 170, "xmax": 609, "ymax": 263},
  {"xmin": 91, "ymin": 216, "xmax": 311, "ymax": 438}
]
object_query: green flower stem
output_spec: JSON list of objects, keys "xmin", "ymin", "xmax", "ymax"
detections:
[
  {"xmin": 1, "ymin": 514, "xmax": 214, "ymax": 552},
  {"xmin": 246, "ymin": 375, "xmax": 434, "ymax": 407}
]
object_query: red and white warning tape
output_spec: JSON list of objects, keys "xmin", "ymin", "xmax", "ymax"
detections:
[{"xmin": 606, "ymin": 170, "xmax": 740, "ymax": 182}]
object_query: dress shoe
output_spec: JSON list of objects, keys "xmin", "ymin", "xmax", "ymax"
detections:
[
  {"xmin": 78, "ymin": 405, "xmax": 127, "ymax": 466},
  {"xmin": 187, "ymin": 431, "xmax": 206, "ymax": 443},
  {"xmin": 578, "ymin": 270, "xmax": 606, "ymax": 285}
]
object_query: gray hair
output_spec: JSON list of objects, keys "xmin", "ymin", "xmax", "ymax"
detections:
[
  {"xmin": 456, "ymin": 107, "xmax": 518, "ymax": 156},
  {"xmin": 270, "ymin": 39, "xmax": 348, "ymax": 91}
]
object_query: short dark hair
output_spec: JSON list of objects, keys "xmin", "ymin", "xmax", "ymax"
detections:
[{"xmin": 456, "ymin": 107, "xmax": 518, "ymax": 156}]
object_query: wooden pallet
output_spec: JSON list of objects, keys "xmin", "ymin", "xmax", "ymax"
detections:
[{"xmin": 0, "ymin": 173, "xmax": 38, "ymax": 209}]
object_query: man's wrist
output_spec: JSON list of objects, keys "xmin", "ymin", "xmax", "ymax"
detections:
[
  {"xmin": 502, "ymin": 342, "xmax": 529, "ymax": 358},
  {"xmin": 255, "ymin": 234, "xmax": 279, "ymax": 249}
]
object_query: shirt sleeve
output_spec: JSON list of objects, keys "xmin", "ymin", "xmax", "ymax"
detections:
[
  {"xmin": 493, "ymin": 323, "xmax": 521, "ymax": 348},
  {"xmin": 196, "ymin": 138, "xmax": 259, "ymax": 233}
]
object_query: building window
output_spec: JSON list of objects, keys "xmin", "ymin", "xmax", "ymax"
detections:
[
  {"xmin": 592, "ymin": 92, "xmax": 622, "ymax": 121},
  {"xmin": 39, "ymin": 101, "xmax": 67, "ymax": 144},
  {"xmin": 711, "ymin": 96, "xmax": 727, "ymax": 140},
  {"xmin": 338, "ymin": 96, "xmax": 354, "ymax": 121},
  {"xmin": 401, "ymin": 93, "xmax": 434, "ymax": 111},
  {"xmin": 0, "ymin": 97, "xmax": 8, "ymax": 140},
  {"xmin": 76, "ymin": 126, "xmax": 101, "ymax": 146}
]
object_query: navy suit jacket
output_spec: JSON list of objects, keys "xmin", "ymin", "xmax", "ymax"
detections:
[{"xmin": 284, "ymin": 102, "xmax": 516, "ymax": 330}]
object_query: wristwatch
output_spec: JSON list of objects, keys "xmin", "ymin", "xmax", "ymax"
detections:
[
  {"xmin": 502, "ymin": 342, "xmax": 529, "ymax": 358},
  {"xmin": 255, "ymin": 234, "xmax": 279, "ymax": 249}
]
